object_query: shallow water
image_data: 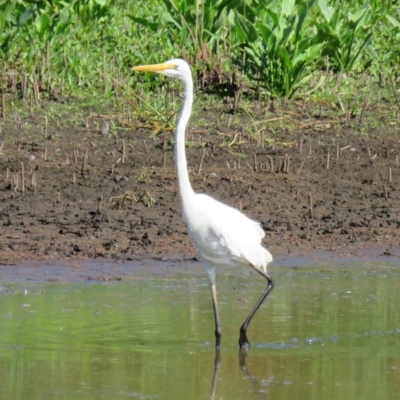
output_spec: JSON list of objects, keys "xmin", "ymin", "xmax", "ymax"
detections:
[{"xmin": 1, "ymin": 262, "xmax": 400, "ymax": 399}]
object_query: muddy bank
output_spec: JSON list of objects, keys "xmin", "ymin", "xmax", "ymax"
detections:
[{"xmin": 1, "ymin": 99, "xmax": 400, "ymax": 266}]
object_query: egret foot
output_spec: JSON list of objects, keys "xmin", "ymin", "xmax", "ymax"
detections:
[{"xmin": 238, "ymin": 327, "xmax": 250, "ymax": 350}]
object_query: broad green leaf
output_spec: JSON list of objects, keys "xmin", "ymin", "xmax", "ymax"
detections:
[
  {"xmin": 35, "ymin": 13, "xmax": 50, "ymax": 35},
  {"xmin": 160, "ymin": 10, "xmax": 181, "ymax": 30},
  {"xmin": 234, "ymin": 12, "xmax": 257, "ymax": 42},
  {"xmin": 18, "ymin": 6, "xmax": 34, "ymax": 26},
  {"xmin": 55, "ymin": 21, "xmax": 70, "ymax": 36},
  {"xmin": 227, "ymin": 9, "xmax": 235, "ymax": 25},
  {"xmin": 281, "ymin": 0, "xmax": 295, "ymax": 17},
  {"xmin": 127, "ymin": 15, "xmax": 158, "ymax": 32},
  {"xmin": 256, "ymin": 22, "xmax": 274, "ymax": 44},
  {"xmin": 94, "ymin": 0, "xmax": 107, "ymax": 5},
  {"xmin": 348, "ymin": 8, "xmax": 368, "ymax": 24},
  {"xmin": 386, "ymin": 15, "xmax": 400, "ymax": 29},
  {"xmin": 317, "ymin": 0, "xmax": 334, "ymax": 23},
  {"xmin": 265, "ymin": 8, "xmax": 279, "ymax": 27}
]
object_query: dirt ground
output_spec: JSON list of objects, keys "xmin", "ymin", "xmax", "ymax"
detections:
[{"xmin": 1, "ymin": 97, "xmax": 400, "ymax": 267}]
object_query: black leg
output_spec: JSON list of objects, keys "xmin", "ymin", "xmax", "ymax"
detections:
[
  {"xmin": 210, "ymin": 284, "xmax": 222, "ymax": 349},
  {"xmin": 238, "ymin": 266, "xmax": 274, "ymax": 349}
]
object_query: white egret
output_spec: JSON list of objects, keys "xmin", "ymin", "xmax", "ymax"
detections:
[{"xmin": 132, "ymin": 59, "xmax": 274, "ymax": 350}]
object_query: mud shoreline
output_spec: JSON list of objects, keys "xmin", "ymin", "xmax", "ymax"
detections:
[{"xmin": 1, "ymin": 101, "xmax": 400, "ymax": 271}]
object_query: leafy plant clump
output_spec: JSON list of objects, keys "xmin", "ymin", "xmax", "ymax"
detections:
[{"xmin": 0, "ymin": 0, "xmax": 399, "ymax": 101}]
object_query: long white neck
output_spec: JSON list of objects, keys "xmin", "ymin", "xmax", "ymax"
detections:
[{"xmin": 175, "ymin": 76, "xmax": 195, "ymax": 206}]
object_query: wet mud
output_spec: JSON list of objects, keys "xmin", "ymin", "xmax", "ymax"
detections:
[{"xmin": 1, "ymin": 101, "xmax": 400, "ymax": 270}]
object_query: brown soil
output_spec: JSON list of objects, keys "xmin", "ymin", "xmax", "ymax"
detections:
[{"xmin": 1, "ymin": 99, "xmax": 400, "ymax": 266}]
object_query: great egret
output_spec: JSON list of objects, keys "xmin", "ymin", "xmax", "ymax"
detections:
[{"xmin": 132, "ymin": 59, "xmax": 274, "ymax": 350}]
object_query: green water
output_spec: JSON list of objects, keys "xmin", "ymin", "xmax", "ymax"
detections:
[{"xmin": 1, "ymin": 264, "xmax": 400, "ymax": 399}]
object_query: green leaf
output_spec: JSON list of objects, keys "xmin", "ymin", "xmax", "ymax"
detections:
[
  {"xmin": 281, "ymin": 0, "xmax": 295, "ymax": 17},
  {"xmin": 127, "ymin": 15, "xmax": 158, "ymax": 32},
  {"xmin": 386, "ymin": 15, "xmax": 400, "ymax": 29},
  {"xmin": 18, "ymin": 6, "xmax": 34, "ymax": 26},
  {"xmin": 160, "ymin": 10, "xmax": 181, "ymax": 30},
  {"xmin": 35, "ymin": 13, "xmax": 50, "ymax": 35},
  {"xmin": 94, "ymin": 0, "xmax": 107, "ymax": 5},
  {"xmin": 317, "ymin": 0, "xmax": 334, "ymax": 23},
  {"xmin": 234, "ymin": 12, "xmax": 257, "ymax": 42},
  {"xmin": 256, "ymin": 22, "xmax": 274, "ymax": 44}
]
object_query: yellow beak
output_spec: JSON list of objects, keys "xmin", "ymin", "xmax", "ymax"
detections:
[{"xmin": 131, "ymin": 62, "xmax": 175, "ymax": 72}]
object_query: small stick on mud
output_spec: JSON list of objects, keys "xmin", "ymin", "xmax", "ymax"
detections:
[
  {"xmin": 226, "ymin": 161, "xmax": 230, "ymax": 169},
  {"xmin": 56, "ymin": 192, "xmax": 61, "ymax": 203},
  {"xmin": 253, "ymin": 153, "xmax": 257, "ymax": 172},
  {"xmin": 31, "ymin": 172, "xmax": 37, "ymax": 191},
  {"xmin": 326, "ymin": 150, "xmax": 330, "ymax": 170},
  {"xmin": 396, "ymin": 155, "xmax": 399, "ymax": 165},
  {"xmin": 22, "ymin": 73, "xmax": 27, "ymax": 99},
  {"xmin": 72, "ymin": 172, "xmax": 76, "ymax": 184},
  {"xmin": 44, "ymin": 148, "xmax": 48, "ymax": 160},
  {"xmin": 14, "ymin": 173, "xmax": 19, "ymax": 192},
  {"xmin": 197, "ymin": 148, "xmax": 206, "ymax": 174},
  {"xmin": 266, "ymin": 156, "xmax": 274, "ymax": 172},
  {"xmin": 97, "ymin": 195, "xmax": 103, "ymax": 213},
  {"xmin": 163, "ymin": 137, "xmax": 167, "ymax": 150},
  {"xmin": 336, "ymin": 144, "xmax": 340, "ymax": 159},
  {"xmin": 143, "ymin": 140, "xmax": 148, "ymax": 152},
  {"xmin": 29, "ymin": 93, "xmax": 34, "ymax": 117},
  {"xmin": 121, "ymin": 140, "xmax": 126, "ymax": 164},
  {"xmin": 1, "ymin": 94, "xmax": 5, "ymax": 120},
  {"xmin": 277, "ymin": 157, "xmax": 284, "ymax": 173},
  {"xmin": 33, "ymin": 80, "xmax": 39, "ymax": 105},
  {"xmin": 44, "ymin": 116, "xmax": 48, "ymax": 138},
  {"xmin": 163, "ymin": 152, "xmax": 167, "ymax": 168},
  {"xmin": 384, "ymin": 185, "xmax": 388, "ymax": 201},
  {"xmin": 73, "ymin": 150, "xmax": 78, "ymax": 165},
  {"xmin": 297, "ymin": 159, "xmax": 306, "ymax": 174},
  {"xmin": 389, "ymin": 167, "xmax": 392, "ymax": 183},
  {"xmin": 20, "ymin": 162, "xmax": 25, "ymax": 193},
  {"xmin": 299, "ymin": 140, "xmax": 303, "ymax": 153},
  {"xmin": 284, "ymin": 154, "xmax": 290, "ymax": 173},
  {"xmin": 296, "ymin": 189, "xmax": 300, "ymax": 203},
  {"xmin": 308, "ymin": 192, "xmax": 313, "ymax": 218},
  {"xmin": 239, "ymin": 200, "xmax": 243, "ymax": 211},
  {"xmin": 6, "ymin": 167, "xmax": 10, "ymax": 180},
  {"xmin": 81, "ymin": 154, "xmax": 86, "ymax": 174},
  {"xmin": 247, "ymin": 184, "xmax": 252, "ymax": 194},
  {"xmin": 309, "ymin": 145, "xmax": 312, "ymax": 156},
  {"xmin": 227, "ymin": 114, "xmax": 232, "ymax": 129}
]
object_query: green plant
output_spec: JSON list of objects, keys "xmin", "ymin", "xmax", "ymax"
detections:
[
  {"xmin": 233, "ymin": 0, "xmax": 323, "ymax": 99},
  {"xmin": 314, "ymin": 0, "xmax": 373, "ymax": 72}
]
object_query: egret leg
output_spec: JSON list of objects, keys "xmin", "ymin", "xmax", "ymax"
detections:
[
  {"xmin": 239, "ymin": 267, "xmax": 274, "ymax": 349},
  {"xmin": 210, "ymin": 284, "xmax": 222, "ymax": 349}
]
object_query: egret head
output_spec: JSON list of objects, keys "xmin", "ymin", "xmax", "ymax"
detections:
[{"xmin": 131, "ymin": 59, "xmax": 191, "ymax": 81}]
